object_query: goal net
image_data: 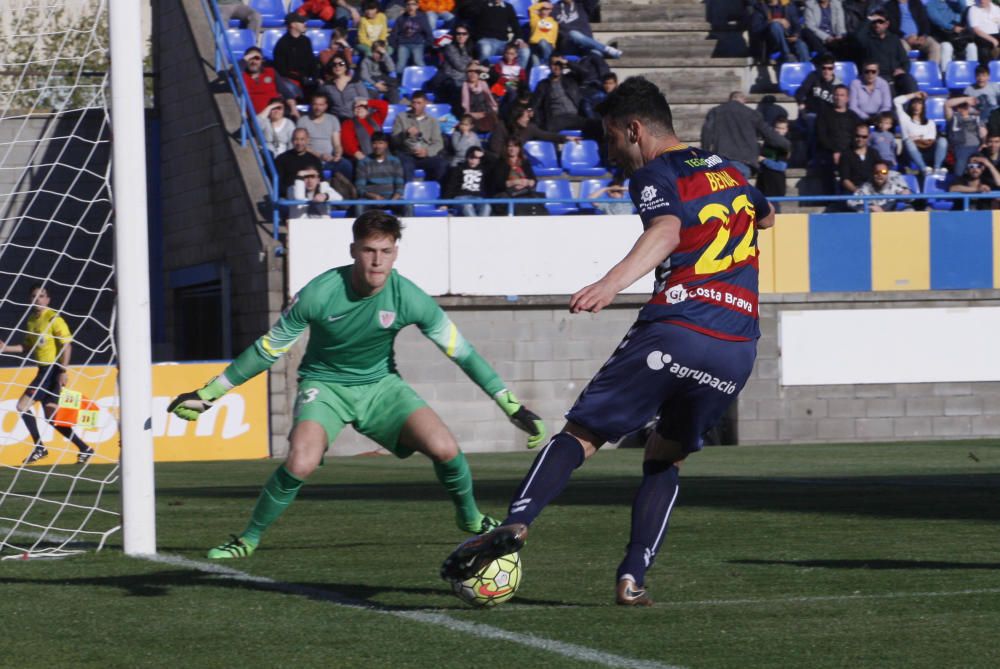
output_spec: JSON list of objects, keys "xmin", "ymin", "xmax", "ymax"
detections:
[{"xmin": 0, "ymin": 0, "xmax": 122, "ymax": 558}]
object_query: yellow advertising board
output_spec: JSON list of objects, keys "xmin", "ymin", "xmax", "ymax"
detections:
[{"xmin": 0, "ymin": 362, "xmax": 269, "ymax": 466}]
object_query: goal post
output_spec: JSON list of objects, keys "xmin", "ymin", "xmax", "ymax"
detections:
[{"xmin": 110, "ymin": 0, "xmax": 156, "ymax": 556}]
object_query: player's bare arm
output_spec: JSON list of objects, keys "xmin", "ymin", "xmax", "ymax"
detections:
[
  {"xmin": 569, "ymin": 215, "xmax": 681, "ymax": 314},
  {"xmin": 0, "ymin": 340, "xmax": 25, "ymax": 354}
]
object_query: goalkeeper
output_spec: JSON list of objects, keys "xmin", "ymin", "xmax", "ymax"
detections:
[{"xmin": 169, "ymin": 210, "xmax": 547, "ymax": 559}]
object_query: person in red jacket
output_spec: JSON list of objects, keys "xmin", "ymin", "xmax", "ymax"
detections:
[
  {"xmin": 342, "ymin": 97, "xmax": 390, "ymax": 162},
  {"xmin": 242, "ymin": 47, "xmax": 293, "ymax": 116}
]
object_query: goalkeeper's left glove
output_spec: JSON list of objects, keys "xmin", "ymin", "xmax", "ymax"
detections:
[
  {"xmin": 167, "ymin": 376, "xmax": 230, "ymax": 421},
  {"xmin": 494, "ymin": 389, "xmax": 547, "ymax": 449}
]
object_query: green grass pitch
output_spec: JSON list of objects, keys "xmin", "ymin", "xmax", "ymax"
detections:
[{"xmin": 1, "ymin": 441, "xmax": 999, "ymax": 668}]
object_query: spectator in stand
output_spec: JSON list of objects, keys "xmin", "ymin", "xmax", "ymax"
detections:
[
  {"xmin": 318, "ymin": 27, "xmax": 355, "ymax": 70},
  {"xmin": 795, "ymin": 54, "xmax": 838, "ymax": 158},
  {"xmin": 553, "ymin": 0, "xmax": 622, "ymax": 59},
  {"xmin": 817, "ymin": 85, "xmax": 863, "ymax": 190},
  {"xmin": 582, "ymin": 71, "xmax": 617, "ymax": 120},
  {"xmin": 868, "ymin": 112, "xmax": 898, "ymax": 168},
  {"xmin": 490, "ymin": 44, "xmax": 528, "ymax": 108},
  {"xmin": 391, "ymin": 0, "xmax": 434, "ymax": 68},
  {"xmin": 700, "ymin": 91, "xmax": 791, "ymax": 180},
  {"xmin": 287, "ymin": 167, "xmax": 344, "ymax": 218},
  {"xmin": 802, "ymin": 0, "xmax": 850, "ymax": 59},
  {"xmin": 218, "ymin": 0, "xmax": 262, "ymax": 43},
  {"xmin": 342, "ymin": 97, "xmax": 390, "ymax": 163},
  {"xmin": 588, "ymin": 174, "xmax": 633, "ymax": 215},
  {"xmin": 488, "ymin": 102, "xmax": 578, "ymax": 157},
  {"xmin": 757, "ymin": 117, "xmax": 790, "ymax": 210},
  {"xmin": 357, "ymin": 0, "xmax": 391, "ymax": 57},
  {"xmin": 750, "ymin": 0, "xmax": 810, "ymax": 64},
  {"xmin": 442, "ymin": 146, "xmax": 492, "ymax": 216},
  {"xmin": 982, "ymin": 133, "xmax": 1000, "ymax": 168},
  {"xmin": 926, "ymin": 0, "xmax": 977, "ymax": 74},
  {"xmin": 258, "ymin": 98, "xmax": 296, "ymax": 155},
  {"xmin": 969, "ymin": 0, "xmax": 1000, "ymax": 65},
  {"xmin": 318, "ymin": 56, "xmax": 369, "ymax": 120},
  {"xmin": 491, "ymin": 138, "xmax": 541, "ymax": 215},
  {"xmin": 242, "ymin": 47, "xmax": 291, "ymax": 116},
  {"xmin": 298, "ymin": 93, "xmax": 353, "ymax": 179},
  {"xmin": 471, "ymin": 0, "xmax": 531, "ymax": 67},
  {"xmin": 885, "ymin": 0, "xmax": 942, "ymax": 72},
  {"xmin": 385, "ymin": 0, "xmax": 407, "ymax": 22},
  {"xmin": 839, "ymin": 121, "xmax": 879, "ymax": 195},
  {"xmin": 529, "ymin": 2, "xmax": 559, "ymax": 65},
  {"xmin": 438, "ymin": 25, "xmax": 476, "ymax": 110},
  {"xmin": 531, "ymin": 55, "xmax": 596, "ymax": 135},
  {"xmin": 894, "ymin": 91, "xmax": 947, "ymax": 175},
  {"xmin": 296, "ymin": 0, "xmax": 360, "ymax": 29},
  {"xmin": 355, "ymin": 131, "xmax": 408, "ymax": 214},
  {"xmin": 391, "ymin": 90, "xmax": 449, "ymax": 181},
  {"xmin": 964, "ymin": 65, "xmax": 1000, "ymax": 125},
  {"xmin": 449, "ymin": 114, "xmax": 484, "ymax": 165},
  {"xmin": 275, "ymin": 128, "xmax": 324, "ymax": 192},
  {"xmin": 273, "ymin": 13, "xmax": 319, "ymax": 100},
  {"xmin": 359, "ymin": 40, "xmax": 401, "ymax": 104},
  {"xmin": 946, "ymin": 95, "xmax": 987, "ymax": 175},
  {"xmin": 854, "ymin": 9, "xmax": 918, "ymax": 94},
  {"xmin": 462, "ymin": 63, "xmax": 500, "ymax": 132},
  {"xmin": 420, "ymin": 0, "xmax": 455, "ymax": 30},
  {"xmin": 949, "ymin": 153, "xmax": 1000, "ymax": 208},
  {"xmin": 849, "ymin": 62, "xmax": 892, "ymax": 123},
  {"xmin": 847, "ymin": 159, "xmax": 913, "ymax": 211}
]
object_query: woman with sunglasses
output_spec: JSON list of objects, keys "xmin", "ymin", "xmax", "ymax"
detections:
[{"xmin": 318, "ymin": 57, "xmax": 369, "ymax": 121}]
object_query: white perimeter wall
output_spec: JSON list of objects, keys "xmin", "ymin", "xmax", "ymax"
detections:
[{"xmin": 287, "ymin": 215, "xmax": 654, "ymax": 297}]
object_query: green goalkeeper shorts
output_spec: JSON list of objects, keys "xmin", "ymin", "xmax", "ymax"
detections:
[{"xmin": 292, "ymin": 374, "xmax": 427, "ymax": 458}]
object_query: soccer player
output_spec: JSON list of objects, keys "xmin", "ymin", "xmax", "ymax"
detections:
[
  {"xmin": 0, "ymin": 284, "xmax": 95, "ymax": 465},
  {"xmin": 169, "ymin": 210, "xmax": 546, "ymax": 559},
  {"xmin": 441, "ymin": 77, "xmax": 775, "ymax": 605}
]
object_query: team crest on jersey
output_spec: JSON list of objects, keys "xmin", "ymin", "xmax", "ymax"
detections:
[
  {"xmin": 378, "ymin": 310, "xmax": 396, "ymax": 328},
  {"xmin": 664, "ymin": 284, "xmax": 689, "ymax": 304}
]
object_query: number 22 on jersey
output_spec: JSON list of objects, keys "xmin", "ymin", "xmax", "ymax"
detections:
[{"xmin": 694, "ymin": 193, "xmax": 758, "ymax": 275}]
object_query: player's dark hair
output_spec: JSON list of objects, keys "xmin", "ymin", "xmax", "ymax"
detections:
[
  {"xmin": 352, "ymin": 209, "xmax": 403, "ymax": 241},
  {"xmin": 28, "ymin": 283, "xmax": 46, "ymax": 295},
  {"xmin": 595, "ymin": 76, "xmax": 674, "ymax": 135}
]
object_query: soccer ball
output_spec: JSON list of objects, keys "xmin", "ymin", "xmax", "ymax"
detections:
[{"xmin": 449, "ymin": 552, "xmax": 522, "ymax": 608}]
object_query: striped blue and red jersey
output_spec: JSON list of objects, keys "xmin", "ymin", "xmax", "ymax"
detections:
[{"xmin": 629, "ymin": 145, "xmax": 771, "ymax": 341}]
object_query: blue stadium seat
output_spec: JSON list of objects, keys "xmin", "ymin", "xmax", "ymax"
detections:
[
  {"xmin": 488, "ymin": 54, "xmax": 503, "ymax": 65},
  {"xmin": 382, "ymin": 103, "xmax": 408, "ymax": 132},
  {"xmin": 777, "ymin": 62, "xmax": 814, "ymax": 96},
  {"xmin": 834, "ymin": 61, "xmax": 858, "ymax": 86},
  {"xmin": 225, "ymin": 28, "xmax": 255, "ymax": 59},
  {"xmin": 560, "ymin": 140, "xmax": 606, "ymax": 177},
  {"xmin": 251, "ymin": 0, "xmax": 288, "ymax": 26},
  {"xmin": 425, "ymin": 103, "xmax": 452, "ymax": 118},
  {"xmin": 260, "ymin": 28, "xmax": 283, "ymax": 60},
  {"xmin": 529, "ymin": 65, "xmax": 550, "ymax": 92},
  {"xmin": 522, "ymin": 141, "xmax": 563, "ymax": 177},
  {"xmin": 923, "ymin": 173, "xmax": 955, "ymax": 210},
  {"xmin": 896, "ymin": 173, "xmax": 920, "ymax": 210},
  {"xmin": 577, "ymin": 178, "xmax": 610, "ymax": 213},
  {"xmin": 990, "ymin": 60, "xmax": 1000, "ymax": 83},
  {"xmin": 925, "ymin": 95, "xmax": 946, "ymax": 129},
  {"xmin": 910, "ymin": 61, "xmax": 947, "ymax": 95},
  {"xmin": 306, "ymin": 29, "xmax": 332, "ymax": 55},
  {"xmin": 404, "ymin": 180, "xmax": 442, "ymax": 217},
  {"xmin": 401, "ymin": 65, "xmax": 438, "ymax": 95},
  {"xmin": 537, "ymin": 179, "xmax": 579, "ymax": 215},
  {"xmin": 509, "ymin": 0, "xmax": 531, "ymax": 20},
  {"xmin": 945, "ymin": 60, "xmax": 977, "ymax": 91}
]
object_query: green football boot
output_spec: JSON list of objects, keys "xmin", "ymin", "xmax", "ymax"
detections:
[
  {"xmin": 206, "ymin": 535, "xmax": 257, "ymax": 559},
  {"xmin": 458, "ymin": 513, "xmax": 500, "ymax": 535}
]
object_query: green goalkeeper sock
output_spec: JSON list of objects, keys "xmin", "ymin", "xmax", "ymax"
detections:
[
  {"xmin": 434, "ymin": 451, "xmax": 483, "ymax": 532},
  {"xmin": 241, "ymin": 464, "xmax": 304, "ymax": 546}
]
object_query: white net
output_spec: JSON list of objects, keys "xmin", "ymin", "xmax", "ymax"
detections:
[{"xmin": 0, "ymin": 0, "xmax": 121, "ymax": 558}]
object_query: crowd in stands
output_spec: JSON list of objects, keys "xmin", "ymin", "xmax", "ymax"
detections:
[{"xmin": 223, "ymin": 0, "xmax": 624, "ymax": 218}]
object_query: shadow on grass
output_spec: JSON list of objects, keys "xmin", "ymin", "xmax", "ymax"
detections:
[
  {"xmin": 0, "ymin": 569, "xmax": 572, "ymax": 610},
  {"xmin": 731, "ymin": 558, "xmax": 1000, "ymax": 570},
  {"xmin": 159, "ymin": 473, "xmax": 1000, "ymax": 522}
]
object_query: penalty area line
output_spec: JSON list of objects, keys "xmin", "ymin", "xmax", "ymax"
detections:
[
  {"xmin": 659, "ymin": 588, "xmax": 1000, "ymax": 608},
  {"xmin": 140, "ymin": 553, "xmax": 684, "ymax": 669}
]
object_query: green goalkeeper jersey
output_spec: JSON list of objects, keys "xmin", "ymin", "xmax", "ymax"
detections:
[{"xmin": 220, "ymin": 266, "xmax": 505, "ymax": 396}]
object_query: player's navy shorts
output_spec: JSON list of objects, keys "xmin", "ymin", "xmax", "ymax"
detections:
[
  {"xmin": 26, "ymin": 365, "xmax": 63, "ymax": 403},
  {"xmin": 566, "ymin": 321, "xmax": 757, "ymax": 453}
]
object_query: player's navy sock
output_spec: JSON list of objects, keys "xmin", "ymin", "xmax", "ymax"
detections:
[
  {"xmin": 53, "ymin": 425, "xmax": 90, "ymax": 452},
  {"xmin": 433, "ymin": 451, "xmax": 484, "ymax": 531},
  {"xmin": 21, "ymin": 412, "xmax": 41, "ymax": 445},
  {"xmin": 503, "ymin": 432, "xmax": 585, "ymax": 527},
  {"xmin": 616, "ymin": 460, "xmax": 680, "ymax": 587},
  {"xmin": 241, "ymin": 464, "xmax": 304, "ymax": 545}
]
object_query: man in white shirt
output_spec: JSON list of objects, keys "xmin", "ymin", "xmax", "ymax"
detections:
[{"xmin": 969, "ymin": 0, "xmax": 1000, "ymax": 63}]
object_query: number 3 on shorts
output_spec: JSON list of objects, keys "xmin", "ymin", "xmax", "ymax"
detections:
[{"xmin": 294, "ymin": 387, "xmax": 320, "ymax": 416}]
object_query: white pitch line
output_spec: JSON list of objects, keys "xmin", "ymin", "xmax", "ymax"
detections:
[
  {"xmin": 141, "ymin": 553, "xmax": 683, "ymax": 669},
  {"xmin": 656, "ymin": 588, "xmax": 1000, "ymax": 608}
]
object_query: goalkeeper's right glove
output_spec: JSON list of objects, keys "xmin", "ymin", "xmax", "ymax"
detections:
[{"xmin": 167, "ymin": 376, "xmax": 230, "ymax": 421}]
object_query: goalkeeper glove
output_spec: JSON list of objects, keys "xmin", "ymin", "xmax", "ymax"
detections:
[
  {"xmin": 494, "ymin": 389, "xmax": 547, "ymax": 449},
  {"xmin": 167, "ymin": 376, "xmax": 230, "ymax": 421}
]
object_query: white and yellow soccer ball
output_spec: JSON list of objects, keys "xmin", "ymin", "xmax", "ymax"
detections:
[{"xmin": 449, "ymin": 552, "xmax": 522, "ymax": 608}]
